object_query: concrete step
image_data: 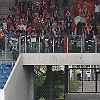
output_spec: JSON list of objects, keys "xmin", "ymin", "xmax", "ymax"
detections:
[
  {"xmin": 0, "ymin": 0, "xmax": 15, "ymax": 4},
  {"xmin": 0, "ymin": 3, "xmax": 16, "ymax": 15},
  {"xmin": 0, "ymin": 0, "xmax": 15, "ymax": 15}
]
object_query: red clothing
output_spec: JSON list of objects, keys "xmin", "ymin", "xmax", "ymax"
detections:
[
  {"xmin": 63, "ymin": 37, "xmax": 68, "ymax": 52},
  {"xmin": 50, "ymin": 2, "xmax": 56, "ymax": 11},
  {"xmin": 13, "ymin": 33, "xmax": 17, "ymax": 38},
  {"xmin": 86, "ymin": 15, "xmax": 90, "ymax": 23},
  {"xmin": 0, "ymin": 32, "xmax": 4, "ymax": 39},
  {"xmin": 27, "ymin": 26, "xmax": 33, "ymax": 33},
  {"xmin": 85, "ymin": 26, "xmax": 91, "ymax": 34},
  {"xmin": 62, "ymin": 21, "xmax": 66, "ymax": 30},
  {"xmin": 72, "ymin": 23, "xmax": 77, "ymax": 32},
  {"xmin": 97, "ymin": 40, "xmax": 100, "ymax": 47},
  {"xmin": 15, "ymin": 8, "xmax": 20, "ymax": 15},
  {"xmin": 43, "ymin": 0, "xmax": 48, "ymax": 4},
  {"xmin": 43, "ymin": 9, "xmax": 48, "ymax": 15},
  {"xmin": 30, "ymin": 33, "xmax": 36, "ymax": 38},
  {"xmin": 33, "ymin": 18, "xmax": 38, "ymax": 24},
  {"xmin": 7, "ymin": 19, "xmax": 12, "ymax": 29}
]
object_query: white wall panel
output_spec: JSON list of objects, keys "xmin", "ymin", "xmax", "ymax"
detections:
[
  {"xmin": 0, "ymin": 89, "xmax": 5, "ymax": 100},
  {"xmin": 4, "ymin": 55, "xmax": 30, "ymax": 100},
  {"xmin": 22, "ymin": 53, "xmax": 100, "ymax": 65}
]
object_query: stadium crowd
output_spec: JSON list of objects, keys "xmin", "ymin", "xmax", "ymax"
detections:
[{"xmin": 0, "ymin": 0, "xmax": 100, "ymax": 58}]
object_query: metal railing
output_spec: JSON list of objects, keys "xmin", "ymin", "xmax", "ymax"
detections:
[{"xmin": 0, "ymin": 31, "xmax": 99, "ymax": 62}]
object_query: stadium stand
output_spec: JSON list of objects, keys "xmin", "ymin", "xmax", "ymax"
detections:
[
  {"xmin": 0, "ymin": 62, "xmax": 14, "ymax": 89},
  {"xmin": 0, "ymin": 0, "xmax": 100, "ymax": 99}
]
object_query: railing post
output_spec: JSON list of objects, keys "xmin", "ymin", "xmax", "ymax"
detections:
[
  {"xmin": 53, "ymin": 37, "xmax": 55, "ymax": 53},
  {"xmin": 39, "ymin": 36, "xmax": 41, "ymax": 53},
  {"xmin": 5, "ymin": 36, "xmax": 7, "ymax": 62},
  {"xmin": 24, "ymin": 31, "xmax": 27, "ymax": 53},
  {"xmin": 94, "ymin": 35, "xmax": 97, "ymax": 53},
  {"xmin": 81, "ymin": 36, "xmax": 83, "ymax": 53},
  {"xmin": 67, "ymin": 37, "xmax": 69, "ymax": 53},
  {"xmin": 19, "ymin": 34, "xmax": 21, "ymax": 54},
  {"xmin": 64, "ymin": 65, "xmax": 68, "ymax": 94}
]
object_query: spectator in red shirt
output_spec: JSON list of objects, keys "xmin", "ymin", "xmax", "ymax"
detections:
[
  {"xmin": 71, "ymin": 21, "xmax": 77, "ymax": 35},
  {"xmin": 50, "ymin": 2, "xmax": 56, "ymax": 14}
]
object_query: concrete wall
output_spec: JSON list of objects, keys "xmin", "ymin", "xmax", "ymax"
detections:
[
  {"xmin": 4, "ymin": 54, "xmax": 30, "ymax": 100},
  {"xmin": 0, "ymin": 89, "xmax": 5, "ymax": 100},
  {"xmin": 22, "ymin": 53, "xmax": 100, "ymax": 65}
]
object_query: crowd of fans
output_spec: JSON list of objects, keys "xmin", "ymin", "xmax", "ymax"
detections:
[{"xmin": 0, "ymin": 0, "xmax": 100, "ymax": 58}]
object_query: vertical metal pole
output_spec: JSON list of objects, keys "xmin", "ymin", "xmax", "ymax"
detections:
[
  {"xmin": 24, "ymin": 32, "xmax": 27, "ymax": 53},
  {"xmin": 95, "ymin": 72, "xmax": 97, "ymax": 92},
  {"xmin": 5, "ymin": 36, "xmax": 7, "ymax": 62},
  {"xmin": 50, "ymin": 66, "xmax": 52, "ymax": 100},
  {"xmin": 94, "ymin": 68, "xmax": 97, "ymax": 93},
  {"xmin": 46, "ymin": 65, "xmax": 52, "ymax": 100},
  {"xmin": 81, "ymin": 36, "xmax": 83, "ymax": 53},
  {"xmin": 31, "ymin": 66, "xmax": 34, "ymax": 100},
  {"xmin": 39, "ymin": 36, "xmax": 41, "ymax": 53},
  {"xmin": 67, "ymin": 37, "xmax": 68, "ymax": 53},
  {"xmin": 19, "ymin": 34, "xmax": 21, "ymax": 54},
  {"xmin": 95, "ymin": 35, "xmax": 97, "ymax": 53},
  {"xmin": 82, "ymin": 68, "xmax": 83, "ymax": 92},
  {"xmin": 53, "ymin": 37, "xmax": 54, "ymax": 53},
  {"xmin": 64, "ymin": 65, "xmax": 68, "ymax": 94},
  {"xmin": 91, "ymin": 65, "xmax": 94, "ymax": 81}
]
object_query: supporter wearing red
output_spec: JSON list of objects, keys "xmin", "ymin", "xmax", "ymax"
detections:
[
  {"xmin": 63, "ymin": 37, "xmax": 68, "ymax": 53},
  {"xmin": 43, "ymin": 8, "xmax": 48, "ymax": 18},
  {"xmin": 71, "ymin": 21, "xmax": 77, "ymax": 35},
  {"xmin": 38, "ymin": 15, "xmax": 44, "ymax": 23},
  {"xmin": 27, "ymin": 23, "xmax": 33, "ymax": 34},
  {"xmin": 50, "ymin": 1, "xmax": 56, "ymax": 14},
  {"xmin": 17, "ymin": 20, "xmax": 26, "ymax": 35},
  {"xmin": 7, "ymin": 18, "xmax": 12, "ymax": 29},
  {"xmin": 33, "ymin": 14, "xmax": 39, "ymax": 25},
  {"xmin": 64, "ymin": 9, "xmax": 71, "ymax": 19},
  {"xmin": 86, "ymin": 12, "xmax": 91, "ymax": 24},
  {"xmin": 26, "ymin": 8, "xmax": 31, "ymax": 19},
  {"xmin": 43, "ymin": 0, "xmax": 48, "ymax": 7},
  {"xmin": 45, "ymin": 13, "xmax": 51, "ymax": 23},
  {"xmin": 13, "ymin": 18, "xmax": 19, "ymax": 29},
  {"xmin": 84, "ymin": 23, "xmax": 92, "ymax": 37},
  {"xmin": 64, "ymin": 6, "xmax": 69, "ymax": 17}
]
